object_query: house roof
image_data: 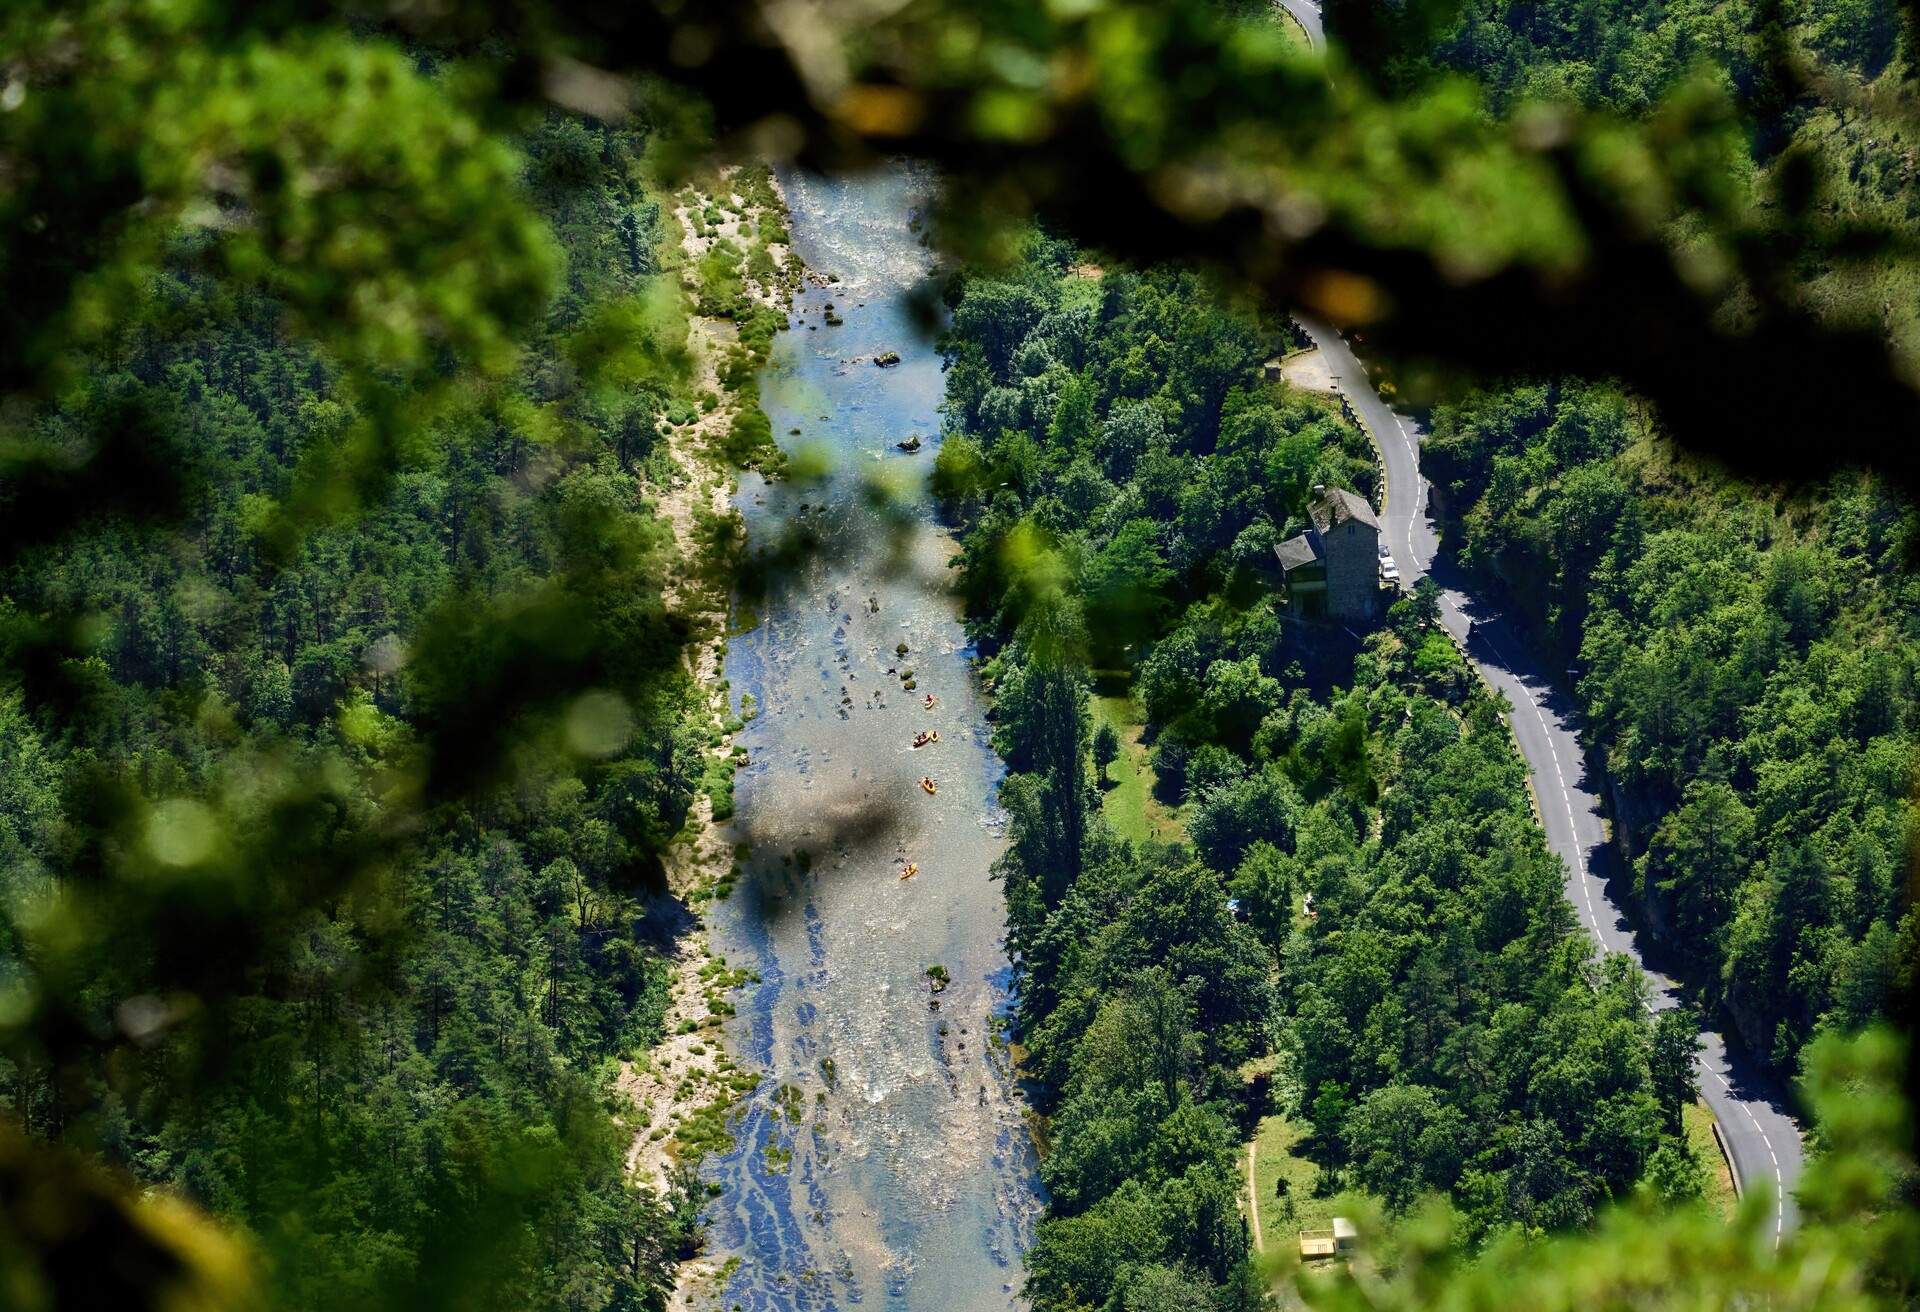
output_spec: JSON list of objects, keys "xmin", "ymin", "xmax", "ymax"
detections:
[
  {"xmin": 1274, "ymin": 533, "xmax": 1322, "ymax": 571},
  {"xmin": 1310, "ymin": 487, "xmax": 1379, "ymax": 533}
]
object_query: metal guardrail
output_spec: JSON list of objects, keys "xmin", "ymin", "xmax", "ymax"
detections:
[{"xmin": 1711, "ymin": 1117, "xmax": 1745, "ymax": 1198}]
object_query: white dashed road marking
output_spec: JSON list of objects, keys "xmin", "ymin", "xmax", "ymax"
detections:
[{"xmin": 1345, "ymin": 354, "xmax": 1792, "ymax": 1250}]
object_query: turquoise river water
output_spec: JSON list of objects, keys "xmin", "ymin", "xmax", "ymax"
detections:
[{"xmin": 698, "ymin": 167, "xmax": 1043, "ymax": 1310}]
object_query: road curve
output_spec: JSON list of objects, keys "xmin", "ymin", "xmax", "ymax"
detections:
[
  {"xmin": 1297, "ymin": 318, "xmax": 1804, "ymax": 1243},
  {"xmin": 1274, "ymin": 0, "xmax": 1324, "ymax": 47}
]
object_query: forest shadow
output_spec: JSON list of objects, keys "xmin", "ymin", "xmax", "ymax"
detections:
[{"xmin": 1274, "ymin": 615, "xmax": 1364, "ymax": 699}]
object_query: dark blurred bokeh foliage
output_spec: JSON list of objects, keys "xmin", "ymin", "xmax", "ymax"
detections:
[
  {"xmin": 2, "ymin": 0, "xmax": 1920, "ymax": 1308},
  {"xmin": 10, "ymin": 0, "xmax": 1920, "ymax": 490},
  {"xmin": 0, "ymin": 44, "xmax": 706, "ymax": 1306}
]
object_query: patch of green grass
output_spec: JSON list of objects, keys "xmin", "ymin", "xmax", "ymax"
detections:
[
  {"xmin": 1274, "ymin": 4, "xmax": 1311, "ymax": 46},
  {"xmin": 1090, "ymin": 688, "xmax": 1187, "ymax": 845},
  {"xmin": 1249, "ymin": 1114, "xmax": 1375, "ymax": 1299},
  {"xmin": 702, "ymin": 752, "xmax": 736, "ymax": 823},
  {"xmin": 1250, "ymin": 1115, "xmax": 1339, "ymax": 1253},
  {"xmin": 1684, "ymin": 1099, "xmax": 1739, "ymax": 1220},
  {"xmin": 672, "ymin": 1097, "xmax": 736, "ymax": 1164}
]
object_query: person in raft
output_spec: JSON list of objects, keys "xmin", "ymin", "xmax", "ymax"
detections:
[
  {"xmin": 920, "ymin": 776, "xmax": 937, "ymax": 795},
  {"xmin": 923, "ymin": 694, "xmax": 936, "ymax": 710}
]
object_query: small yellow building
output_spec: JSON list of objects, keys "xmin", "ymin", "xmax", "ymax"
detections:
[{"xmin": 1298, "ymin": 1216, "xmax": 1357, "ymax": 1260}]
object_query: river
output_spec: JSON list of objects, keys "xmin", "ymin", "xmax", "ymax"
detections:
[{"xmin": 696, "ymin": 166, "xmax": 1042, "ymax": 1310}]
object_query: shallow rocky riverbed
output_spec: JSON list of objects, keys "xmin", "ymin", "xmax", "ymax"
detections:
[{"xmin": 696, "ymin": 166, "xmax": 1042, "ymax": 1312}]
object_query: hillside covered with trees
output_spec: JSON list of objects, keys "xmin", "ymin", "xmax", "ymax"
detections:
[
  {"xmin": 929, "ymin": 4, "xmax": 1919, "ymax": 1299},
  {"xmin": 1424, "ymin": 382, "xmax": 1914, "ymax": 1075},
  {"xmin": 1362, "ymin": 0, "xmax": 1920, "ymax": 1081},
  {"xmin": 0, "ymin": 112, "xmax": 770, "ymax": 1309},
  {"xmin": 934, "ymin": 243, "xmax": 1726, "ymax": 1307}
]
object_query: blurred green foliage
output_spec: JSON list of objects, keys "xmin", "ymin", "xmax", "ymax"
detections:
[
  {"xmin": 1, "ymin": 72, "xmax": 710, "ymax": 1309},
  {"xmin": 1, "ymin": 0, "xmax": 1918, "ymax": 1309},
  {"xmin": 8, "ymin": 0, "xmax": 1920, "ymax": 495}
]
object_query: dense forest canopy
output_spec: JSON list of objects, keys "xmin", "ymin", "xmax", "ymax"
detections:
[
  {"xmin": 936, "ymin": 238, "xmax": 1707, "ymax": 1308},
  {"xmin": 1424, "ymin": 382, "xmax": 1914, "ymax": 1073},
  {"xmin": 0, "ymin": 111, "xmax": 723, "ymax": 1311},
  {"xmin": 929, "ymin": 0, "xmax": 1918, "ymax": 1305},
  {"xmin": 0, "ymin": 0, "xmax": 1916, "ymax": 1310}
]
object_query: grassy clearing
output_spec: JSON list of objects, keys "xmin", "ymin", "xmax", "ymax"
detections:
[
  {"xmin": 1089, "ymin": 685, "xmax": 1188, "ymax": 845},
  {"xmin": 1249, "ymin": 1112, "xmax": 1372, "ymax": 1303},
  {"xmin": 1250, "ymin": 1114, "xmax": 1341, "ymax": 1252},
  {"xmin": 1684, "ymin": 1099, "xmax": 1739, "ymax": 1220}
]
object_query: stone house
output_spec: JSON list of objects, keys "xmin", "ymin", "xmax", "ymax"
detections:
[{"xmin": 1274, "ymin": 485, "xmax": 1381, "ymax": 623}]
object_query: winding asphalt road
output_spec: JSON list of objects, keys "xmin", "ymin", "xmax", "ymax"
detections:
[
  {"xmin": 1275, "ymin": 0, "xmax": 1323, "ymax": 47},
  {"xmin": 1297, "ymin": 319, "xmax": 1804, "ymax": 1243}
]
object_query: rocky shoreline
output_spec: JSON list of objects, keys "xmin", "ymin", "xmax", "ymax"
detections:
[{"xmin": 614, "ymin": 162, "xmax": 803, "ymax": 1305}]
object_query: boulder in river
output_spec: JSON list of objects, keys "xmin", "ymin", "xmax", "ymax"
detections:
[{"xmin": 895, "ymin": 434, "xmax": 922, "ymax": 452}]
